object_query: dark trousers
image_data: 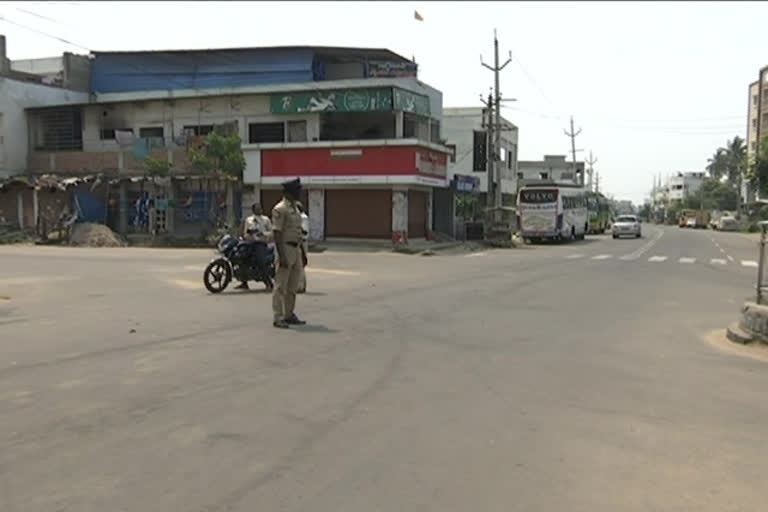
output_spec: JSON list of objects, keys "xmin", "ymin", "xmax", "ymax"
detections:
[{"xmin": 241, "ymin": 241, "xmax": 269, "ymax": 283}]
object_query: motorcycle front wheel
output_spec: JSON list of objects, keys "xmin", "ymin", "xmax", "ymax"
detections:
[{"xmin": 203, "ymin": 259, "xmax": 232, "ymax": 293}]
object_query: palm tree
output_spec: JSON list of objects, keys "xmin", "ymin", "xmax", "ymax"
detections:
[
  {"xmin": 706, "ymin": 147, "xmax": 727, "ymax": 181},
  {"xmin": 724, "ymin": 136, "xmax": 746, "ymax": 186}
]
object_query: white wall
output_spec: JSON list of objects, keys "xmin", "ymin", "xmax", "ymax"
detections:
[
  {"xmin": 442, "ymin": 107, "xmax": 518, "ymax": 194},
  {"xmin": 0, "ymin": 77, "xmax": 88, "ymax": 178}
]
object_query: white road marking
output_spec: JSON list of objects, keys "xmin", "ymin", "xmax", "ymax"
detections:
[
  {"xmin": 710, "ymin": 258, "xmax": 727, "ymax": 265},
  {"xmin": 719, "ymin": 248, "xmax": 726, "ymax": 253},
  {"xmin": 679, "ymin": 257, "xmax": 696, "ymax": 264},
  {"xmin": 727, "ymin": 255, "xmax": 735, "ymax": 262},
  {"xmin": 306, "ymin": 268, "xmax": 361, "ymax": 276},
  {"xmin": 592, "ymin": 254, "xmax": 613, "ymax": 260},
  {"xmin": 742, "ymin": 260, "xmax": 758, "ymax": 268},
  {"xmin": 619, "ymin": 228, "xmax": 664, "ymax": 261},
  {"xmin": 464, "ymin": 252, "xmax": 487, "ymax": 258},
  {"xmin": 648, "ymin": 256, "xmax": 667, "ymax": 262},
  {"xmin": 565, "ymin": 254, "xmax": 585, "ymax": 259}
]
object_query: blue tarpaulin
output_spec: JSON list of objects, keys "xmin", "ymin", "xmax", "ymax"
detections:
[{"xmin": 74, "ymin": 189, "xmax": 107, "ymax": 223}]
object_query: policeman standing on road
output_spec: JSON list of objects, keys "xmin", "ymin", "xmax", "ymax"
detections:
[
  {"xmin": 271, "ymin": 178, "xmax": 308, "ymax": 329},
  {"xmin": 296, "ymin": 201, "xmax": 309, "ymax": 294}
]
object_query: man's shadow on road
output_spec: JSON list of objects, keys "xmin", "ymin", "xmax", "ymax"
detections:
[{"xmin": 291, "ymin": 324, "xmax": 339, "ymax": 334}]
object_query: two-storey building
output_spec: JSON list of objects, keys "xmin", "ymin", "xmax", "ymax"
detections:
[{"xmin": 21, "ymin": 44, "xmax": 450, "ymax": 242}]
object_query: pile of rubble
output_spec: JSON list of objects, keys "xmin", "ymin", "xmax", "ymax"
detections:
[{"xmin": 69, "ymin": 223, "xmax": 126, "ymax": 247}]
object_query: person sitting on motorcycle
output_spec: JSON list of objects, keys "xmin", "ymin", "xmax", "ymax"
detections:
[{"xmin": 236, "ymin": 203, "xmax": 273, "ymax": 290}]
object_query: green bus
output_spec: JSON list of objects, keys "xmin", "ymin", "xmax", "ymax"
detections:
[{"xmin": 585, "ymin": 191, "xmax": 611, "ymax": 234}]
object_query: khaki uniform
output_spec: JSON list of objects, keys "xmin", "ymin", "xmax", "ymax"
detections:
[
  {"xmin": 271, "ymin": 198, "xmax": 304, "ymax": 322},
  {"xmin": 298, "ymin": 212, "xmax": 309, "ymax": 292}
]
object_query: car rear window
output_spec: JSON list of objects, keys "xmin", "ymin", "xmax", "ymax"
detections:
[{"xmin": 616, "ymin": 216, "xmax": 637, "ymax": 223}]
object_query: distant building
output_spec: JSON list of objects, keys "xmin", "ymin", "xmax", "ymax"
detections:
[
  {"xmin": 667, "ymin": 171, "xmax": 706, "ymax": 202},
  {"xmin": 0, "ymin": 35, "xmax": 90, "ymax": 179},
  {"xmin": 439, "ymin": 107, "xmax": 518, "ymax": 238},
  {"xmin": 746, "ymin": 68, "xmax": 767, "ymax": 203},
  {"xmin": 517, "ymin": 155, "xmax": 584, "ymax": 188}
]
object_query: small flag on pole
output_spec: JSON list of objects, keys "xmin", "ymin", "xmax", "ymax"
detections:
[{"xmin": 414, "ymin": 10, "xmax": 424, "ymax": 21}]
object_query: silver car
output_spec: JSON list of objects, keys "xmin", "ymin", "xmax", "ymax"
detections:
[{"xmin": 612, "ymin": 215, "xmax": 642, "ymax": 239}]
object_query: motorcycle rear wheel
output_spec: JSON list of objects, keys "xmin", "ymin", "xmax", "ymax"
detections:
[{"xmin": 203, "ymin": 260, "xmax": 232, "ymax": 293}]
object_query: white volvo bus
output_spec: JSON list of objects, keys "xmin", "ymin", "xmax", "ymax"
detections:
[{"xmin": 517, "ymin": 183, "xmax": 589, "ymax": 243}]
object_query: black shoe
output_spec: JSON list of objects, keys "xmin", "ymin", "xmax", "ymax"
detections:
[
  {"xmin": 284, "ymin": 314, "xmax": 306, "ymax": 325},
  {"xmin": 273, "ymin": 320, "xmax": 290, "ymax": 329},
  {"xmin": 235, "ymin": 282, "xmax": 249, "ymax": 290}
]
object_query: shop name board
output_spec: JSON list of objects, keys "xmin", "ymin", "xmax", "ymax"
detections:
[
  {"xmin": 367, "ymin": 61, "xmax": 418, "ymax": 78},
  {"xmin": 416, "ymin": 150, "xmax": 446, "ymax": 177},
  {"xmin": 271, "ymin": 88, "xmax": 393, "ymax": 114},
  {"xmin": 271, "ymin": 87, "xmax": 430, "ymax": 116},
  {"xmin": 393, "ymin": 88, "xmax": 431, "ymax": 116},
  {"xmin": 453, "ymin": 174, "xmax": 480, "ymax": 193}
]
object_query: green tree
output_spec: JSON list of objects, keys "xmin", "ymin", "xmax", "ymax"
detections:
[
  {"xmin": 188, "ymin": 130, "xmax": 247, "ymax": 230},
  {"xmin": 724, "ymin": 136, "xmax": 746, "ymax": 187},
  {"xmin": 748, "ymin": 136, "xmax": 768, "ymax": 196},
  {"xmin": 706, "ymin": 147, "xmax": 727, "ymax": 181}
]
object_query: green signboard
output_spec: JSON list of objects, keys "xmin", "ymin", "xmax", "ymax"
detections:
[
  {"xmin": 271, "ymin": 88, "xmax": 393, "ymax": 114},
  {"xmin": 270, "ymin": 87, "xmax": 431, "ymax": 116},
  {"xmin": 393, "ymin": 88, "xmax": 431, "ymax": 116}
]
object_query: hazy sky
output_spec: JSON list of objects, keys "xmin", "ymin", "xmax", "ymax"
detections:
[{"xmin": 1, "ymin": 1, "xmax": 765, "ymax": 203}]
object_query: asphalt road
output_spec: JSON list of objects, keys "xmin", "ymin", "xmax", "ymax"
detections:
[{"xmin": 1, "ymin": 225, "xmax": 767, "ymax": 512}]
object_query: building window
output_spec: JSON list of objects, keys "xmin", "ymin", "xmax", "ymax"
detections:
[
  {"xmin": 248, "ymin": 122, "xmax": 285, "ymax": 143},
  {"xmin": 539, "ymin": 172, "xmax": 549, "ymax": 180},
  {"xmin": 100, "ymin": 128, "xmax": 133, "ymax": 140},
  {"xmin": 139, "ymin": 127, "xmax": 164, "ymax": 139},
  {"xmin": 287, "ymin": 120, "xmax": 307, "ymax": 142},
  {"xmin": 517, "ymin": 172, "xmax": 524, "ymax": 180},
  {"xmin": 753, "ymin": 118, "xmax": 758, "ymax": 129},
  {"xmin": 183, "ymin": 125, "xmax": 214, "ymax": 137},
  {"xmin": 430, "ymin": 120, "xmax": 440, "ymax": 143},
  {"xmin": 472, "ymin": 130, "xmax": 487, "ymax": 172},
  {"xmin": 754, "ymin": 95, "xmax": 759, "ymax": 107},
  {"xmin": 446, "ymin": 144, "xmax": 456, "ymax": 163}
]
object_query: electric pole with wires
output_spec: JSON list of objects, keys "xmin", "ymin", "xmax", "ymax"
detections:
[
  {"xmin": 585, "ymin": 151, "xmax": 598, "ymax": 191},
  {"xmin": 481, "ymin": 29, "xmax": 513, "ymax": 238},
  {"xmin": 564, "ymin": 116, "xmax": 582, "ymax": 185}
]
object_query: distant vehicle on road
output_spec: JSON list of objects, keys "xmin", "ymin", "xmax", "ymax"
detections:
[
  {"xmin": 716, "ymin": 215, "xmax": 739, "ymax": 231},
  {"xmin": 518, "ymin": 183, "xmax": 588, "ymax": 243},
  {"xmin": 612, "ymin": 214, "xmax": 642, "ymax": 239},
  {"xmin": 678, "ymin": 209, "xmax": 710, "ymax": 229},
  {"xmin": 585, "ymin": 191, "xmax": 611, "ymax": 234}
]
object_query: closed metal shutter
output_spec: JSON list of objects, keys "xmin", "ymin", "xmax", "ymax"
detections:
[
  {"xmin": 326, "ymin": 189, "xmax": 391, "ymax": 238},
  {"xmin": 408, "ymin": 190, "xmax": 427, "ymax": 239}
]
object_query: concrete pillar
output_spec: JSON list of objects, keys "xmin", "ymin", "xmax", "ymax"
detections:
[
  {"xmin": 426, "ymin": 188, "xmax": 433, "ymax": 239},
  {"xmin": 118, "ymin": 181, "xmax": 128, "ymax": 234},
  {"xmin": 395, "ymin": 111, "xmax": 404, "ymax": 138},
  {"xmin": 16, "ymin": 190, "xmax": 23, "ymax": 229},
  {"xmin": 118, "ymin": 151, "xmax": 124, "ymax": 171},
  {"xmin": 48, "ymin": 153, "xmax": 55, "ymax": 172},
  {"xmin": 32, "ymin": 188, "xmax": 39, "ymax": 231},
  {"xmin": 166, "ymin": 179, "xmax": 175, "ymax": 235},
  {"xmin": 392, "ymin": 188, "xmax": 408, "ymax": 244},
  {"xmin": 308, "ymin": 188, "xmax": 325, "ymax": 241},
  {"xmin": 225, "ymin": 180, "xmax": 236, "ymax": 229}
]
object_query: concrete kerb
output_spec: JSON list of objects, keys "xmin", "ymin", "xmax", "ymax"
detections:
[{"xmin": 726, "ymin": 301, "xmax": 768, "ymax": 345}]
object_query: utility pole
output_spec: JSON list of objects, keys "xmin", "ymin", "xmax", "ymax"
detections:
[
  {"xmin": 480, "ymin": 91, "xmax": 494, "ymax": 205},
  {"xmin": 481, "ymin": 29, "xmax": 512, "ymax": 226},
  {"xmin": 595, "ymin": 171, "xmax": 600, "ymax": 194},
  {"xmin": 564, "ymin": 116, "xmax": 582, "ymax": 185},
  {"xmin": 585, "ymin": 151, "xmax": 598, "ymax": 191}
]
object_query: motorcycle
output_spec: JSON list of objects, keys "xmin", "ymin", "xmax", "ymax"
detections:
[{"xmin": 203, "ymin": 233, "xmax": 275, "ymax": 293}]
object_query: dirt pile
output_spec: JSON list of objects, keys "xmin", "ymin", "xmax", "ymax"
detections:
[{"xmin": 70, "ymin": 223, "xmax": 125, "ymax": 247}]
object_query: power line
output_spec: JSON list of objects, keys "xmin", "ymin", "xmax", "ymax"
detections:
[
  {"xmin": 12, "ymin": 6, "xmax": 70, "ymax": 27},
  {"xmin": 0, "ymin": 13, "xmax": 90, "ymax": 52}
]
